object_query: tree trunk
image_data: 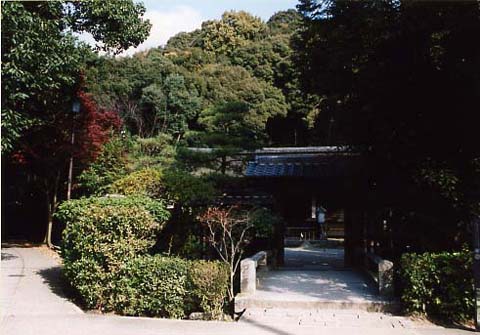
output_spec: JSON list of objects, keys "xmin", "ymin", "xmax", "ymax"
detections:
[
  {"xmin": 44, "ymin": 186, "xmax": 54, "ymax": 248},
  {"xmin": 229, "ymin": 272, "xmax": 235, "ymax": 303},
  {"xmin": 221, "ymin": 155, "xmax": 227, "ymax": 175},
  {"xmin": 44, "ymin": 200, "xmax": 54, "ymax": 248},
  {"xmin": 472, "ymin": 216, "xmax": 480, "ymax": 330},
  {"xmin": 43, "ymin": 173, "xmax": 60, "ymax": 249}
]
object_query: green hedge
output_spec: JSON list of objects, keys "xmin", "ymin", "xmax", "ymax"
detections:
[
  {"xmin": 111, "ymin": 256, "xmax": 229, "ymax": 319},
  {"xmin": 112, "ymin": 256, "xmax": 190, "ymax": 318},
  {"xmin": 110, "ymin": 168, "xmax": 163, "ymax": 199},
  {"xmin": 57, "ymin": 196, "xmax": 229, "ymax": 318},
  {"xmin": 56, "ymin": 195, "xmax": 170, "ymax": 230},
  {"xmin": 400, "ymin": 248, "xmax": 474, "ymax": 322},
  {"xmin": 57, "ymin": 196, "xmax": 168, "ymax": 309},
  {"xmin": 77, "ymin": 136, "xmax": 129, "ymax": 196},
  {"xmin": 189, "ymin": 260, "xmax": 230, "ymax": 319}
]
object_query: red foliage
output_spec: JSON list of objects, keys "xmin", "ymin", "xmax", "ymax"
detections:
[
  {"xmin": 74, "ymin": 90, "xmax": 122, "ymax": 164},
  {"xmin": 11, "ymin": 151, "xmax": 27, "ymax": 165},
  {"xmin": 10, "ymin": 89, "xmax": 122, "ymax": 175},
  {"xmin": 6, "ymin": 74, "xmax": 124, "ymax": 228}
]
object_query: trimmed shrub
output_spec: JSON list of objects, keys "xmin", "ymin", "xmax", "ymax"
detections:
[
  {"xmin": 250, "ymin": 207, "xmax": 283, "ymax": 239},
  {"xmin": 56, "ymin": 195, "xmax": 170, "ymax": 229},
  {"xmin": 62, "ymin": 257, "xmax": 107, "ymax": 308},
  {"xmin": 58, "ymin": 195, "xmax": 229, "ymax": 319},
  {"xmin": 77, "ymin": 136, "xmax": 129, "ymax": 196},
  {"xmin": 57, "ymin": 196, "xmax": 169, "ymax": 309},
  {"xmin": 110, "ymin": 257, "xmax": 229, "ymax": 319},
  {"xmin": 177, "ymin": 234, "xmax": 204, "ymax": 260},
  {"xmin": 112, "ymin": 256, "xmax": 190, "ymax": 318},
  {"xmin": 110, "ymin": 168, "xmax": 163, "ymax": 199},
  {"xmin": 129, "ymin": 134, "xmax": 176, "ymax": 171},
  {"xmin": 189, "ymin": 260, "xmax": 229, "ymax": 319},
  {"xmin": 400, "ymin": 247, "xmax": 474, "ymax": 322},
  {"xmin": 163, "ymin": 169, "xmax": 216, "ymax": 206}
]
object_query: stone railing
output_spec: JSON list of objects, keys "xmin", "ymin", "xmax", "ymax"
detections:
[
  {"xmin": 364, "ymin": 252, "xmax": 394, "ymax": 297},
  {"xmin": 240, "ymin": 251, "xmax": 268, "ymax": 295}
]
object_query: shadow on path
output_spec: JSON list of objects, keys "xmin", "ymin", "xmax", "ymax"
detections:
[
  {"xmin": 252, "ymin": 245, "xmax": 381, "ymax": 303},
  {"xmin": 283, "ymin": 246, "xmax": 345, "ymax": 270},
  {"xmin": 1, "ymin": 251, "xmax": 18, "ymax": 261},
  {"xmin": 37, "ymin": 265, "xmax": 85, "ymax": 311}
]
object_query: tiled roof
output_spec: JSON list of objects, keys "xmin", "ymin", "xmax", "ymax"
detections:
[{"xmin": 245, "ymin": 152, "xmax": 361, "ymax": 178}]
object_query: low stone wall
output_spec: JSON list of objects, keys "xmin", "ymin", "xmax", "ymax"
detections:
[{"xmin": 240, "ymin": 251, "xmax": 268, "ymax": 295}]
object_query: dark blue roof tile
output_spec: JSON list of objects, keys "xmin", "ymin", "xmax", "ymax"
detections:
[{"xmin": 245, "ymin": 154, "xmax": 361, "ymax": 178}]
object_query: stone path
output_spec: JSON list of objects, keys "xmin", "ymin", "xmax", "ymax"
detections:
[
  {"xmin": 1, "ymin": 244, "xmax": 83, "ymax": 323},
  {"xmin": 257, "ymin": 245, "xmax": 379, "ymax": 303},
  {"xmin": 282, "ymin": 245, "xmax": 345, "ymax": 270},
  {"xmin": 0, "ymin": 243, "xmax": 472, "ymax": 335},
  {"xmin": 237, "ymin": 245, "xmax": 393, "ymax": 310},
  {"xmin": 237, "ymin": 244, "xmax": 425, "ymax": 327},
  {"xmin": 254, "ymin": 269, "xmax": 382, "ymax": 303},
  {"xmin": 240, "ymin": 308, "xmax": 436, "ymax": 330}
]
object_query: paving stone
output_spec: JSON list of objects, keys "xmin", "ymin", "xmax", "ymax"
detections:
[
  {"xmin": 236, "ymin": 246, "xmax": 440, "ymax": 330},
  {"xmin": 0, "ymin": 244, "xmax": 463, "ymax": 335},
  {"xmin": 239, "ymin": 307, "xmax": 438, "ymax": 329}
]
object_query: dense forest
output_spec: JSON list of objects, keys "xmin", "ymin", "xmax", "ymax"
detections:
[
  {"xmin": 295, "ymin": 0, "xmax": 480, "ymax": 250},
  {"xmin": 2, "ymin": 1, "xmax": 479, "ymax": 254},
  {"xmin": 2, "ymin": 1, "xmax": 480, "ymax": 324},
  {"xmin": 84, "ymin": 9, "xmax": 316, "ymax": 147},
  {"xmin": 71, "ymin": 2, "xmax": 480, "ymax": 253},
  {"xmin": 2, "ymin": 6, "xmax": 315, "ymax": 245}
]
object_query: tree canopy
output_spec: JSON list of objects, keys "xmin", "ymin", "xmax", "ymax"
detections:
[
  {"xmin": 294, "ymin": 0, "xmax": 480, "ymax": 247},
  {"xmin": 84, "ymin": 10, "xmax": 304, "ymax": 148},
  {"xmin": 1, "ymin": 0, "xmax": 150, "ymax": 244},
  {"xmin": 1, "ymin": 0, "xmax": 151, "ymax": 153},
  {"xmin": 200, "ymin": 11, "xmax": 268, "ymax": 56},
  {"xmin": 4, "ymin": 2, "xmax": 478, "ymax": 252}
]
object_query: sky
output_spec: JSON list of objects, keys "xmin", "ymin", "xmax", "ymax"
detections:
[{"xmin": 119, "ymin": 0, "xmax": 299, "ymax": 55}]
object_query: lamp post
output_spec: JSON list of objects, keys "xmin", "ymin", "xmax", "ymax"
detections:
[{"xmin": 66, "ymin": 99, "xmax": 81, "ymax": 200}]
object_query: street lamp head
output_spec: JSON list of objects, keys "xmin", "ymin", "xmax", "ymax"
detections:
[{"xmin": 72, "ymin": 100, "xmax": 81, "ymax": 113}]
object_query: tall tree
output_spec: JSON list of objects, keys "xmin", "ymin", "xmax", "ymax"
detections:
[
  {"xmin": 267, "ymin": 9, "xmax": 301, "ymax": 35},
  {"xmin": 85, "ymin": 9, "xmax": 309, "ymax": 146},
  {"xmin": 11, "ymin": 90, "xmax": 122, "ymax": 246},
  {"xmin": 140, "ymin": 74, "xmax": 201, "ymax": 140},
  {"xmin": 197, "ymin": 101, "xmax": 260, "ymax": 174},
  {"xmin": 294, "ymin": 0, "xmax": 480, "ymax": 249},
  {"xmin": 1, "ymin": 0, "xmax": 150, "ymax": 153},
  {"xmin": 197, "ymin": 64, "xmax": 287, "ymax": 121},
  {"xmin": 1, "ymin": 0, "xmax": 150, "ymax": 244},
  {"xmin": 200, "ymin": 11, "xmax": 268, "ymax": 56}
]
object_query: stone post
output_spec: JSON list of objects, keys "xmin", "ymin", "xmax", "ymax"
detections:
[
  {"xmin": 241, "ymin": 259, "xmax": 256, "ymax": 295},
  {"xmin": 378, "ymin": 259, "xmax": 394, "ymax": 297}
]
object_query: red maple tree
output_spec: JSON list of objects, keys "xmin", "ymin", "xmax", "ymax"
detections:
[
  {"xmin": 75, "ymin": 89, "xmax": 122, "ymax": 164},
  {"xmin": 10, "ymin": 86, "xmax": 122, "ymax": 247}
]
